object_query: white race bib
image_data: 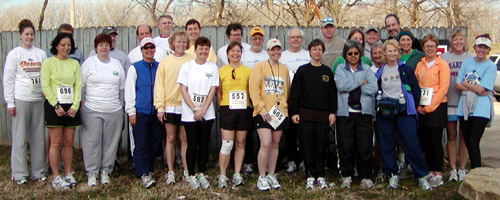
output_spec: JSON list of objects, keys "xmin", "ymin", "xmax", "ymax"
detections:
[
  {"xmin": 192, "ymin": 93, "xmax": 207, "ymax": 109},
  {"xmin": 28, "ymin": 75, "xmax": 42, "ymax": 94},
  {"xmin": 420, "ymin": 87, "xmax": 433, "ymax": 106},
  {"xmin": 57, "ymin": 85, "xmax": 73, "ymax": 104},
  {"xmin": 229, "ymin": 90, "xmax": 247, "ymax": 110},
  {"xmin": 269, "ymin": 105, "xmax": 285, "ymax": 129}
]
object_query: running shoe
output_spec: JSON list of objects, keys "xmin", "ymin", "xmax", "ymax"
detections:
[
  {"xmin": 197, "ymin": 174, "xmax": 211, "ymax": 189},
  {"xmin": 388, "ymin": 174, "xmax": 399, "ymax": 189},
  {"xmin": 52, "ymin": 175, "xmax": 71, "ymax": 189},
  {"xmin": 340, "ymin": 176, "xmax": 352, "ymax": 189},
  {"xmin": 419, "ymin": 175, "xmax": 432, "ymax": 190},
  {"xmin": 429, "ymin": 174, "xmax": 444, "ymax": 187},
  {"xmin": 165, "ymin": 171, "xmax": 176, "ymax": 184},
  {"xmin": 217, "ymin": 175, "xmax": 228, "ymax": 188},
  {"xmin": 14, "ymin": 177, "xmax": 27, "ymax": 185},
  {"xmin": 317, "ymin": 177, "xmax": 328, "ymax": 189},
  {"xmin": 140, "ymin": 174, "xmax": 155, "ymax": 188},
  {"xmin": 64, "ymin": 172, "xmax": 77, "ymax": 187},
  {"xmin": 256, "ymin": 176, "xmax": 270, "ymax": 191},
  {"xmin": 87, "ymin": 174, "xmax": 98, "ymax": 187},
  {"xmin": 186, "ymin": 175, "xmax": 200, "ymax": 189},
  {"xmin": 458, "ymin": 169, "xmax": 467, "ymax": 181},
  {"xmin": 306, "ymin": 177, "xmax": 315, "ymax": 190},
  {"xmin": 286, "ymin": 161, "xmax": 297, "ymax": 173},
  {"xmin": 232, "ymin": 173, "xmax": 244, "ymax": 186},
  {"xmin": 448, "ymin": 169, "xmax": 458, "ymax": 182},
  {"xmin": 100, "ymin": 171, "xmax": 110, "ymax": 185},
  {"xmin": 266, "ymin": 174, "xmax": 281, "ymax": 189},
  {"xmin": 360, "ymin": 178, "xmax": 374, "ymax": 189}
]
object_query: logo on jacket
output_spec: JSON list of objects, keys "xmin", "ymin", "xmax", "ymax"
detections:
[{"xmin": 322, "ymin": 75, "xmax": 329, "ymax": 82}]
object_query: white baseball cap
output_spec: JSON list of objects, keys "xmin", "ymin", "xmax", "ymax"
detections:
[
  {"xmin": 475, "ymin": 37, "xmax": 492, "ymax": 48},
  {"xmin": 266, "ymin": 38, "xmax": 282, "ymax": 50},
  {"xmin": 140, "ymin": 37, "xmax": 155, "ymax": 47}
]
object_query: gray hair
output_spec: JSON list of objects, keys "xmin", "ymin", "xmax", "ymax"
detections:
[
  {"xmin": 287, "ymin": 27, "xmax": 305, "ymax": 37},
  {"xmin": 342, "ymin": 40, "xmax": 363, "ymax": 58},
  {"xmin": 371, "ymin": 42, "xmax": 383, "ymax": 50},
  {"xmin": 158, "ymin": 14, "xmax": 173, "ymax": 23}
]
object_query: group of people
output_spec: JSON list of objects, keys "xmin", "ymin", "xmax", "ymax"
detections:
[{"xmin": 3, "ymin": 13, "xmax": 496, "ymax": 192}]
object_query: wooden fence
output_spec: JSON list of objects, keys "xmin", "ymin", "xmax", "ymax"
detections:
[{"xmin": 0, "ymin": 26, "xmax": 463, "ymax": 148}]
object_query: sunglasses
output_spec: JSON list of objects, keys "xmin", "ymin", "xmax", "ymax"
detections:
[
  {"xmin": 232, "ymin": 68, "xmax": 236, "ymax": 79},
  {"xmin": 347, "ymin": 52, "xmax": 360, "ymax": 56},
  {"xmin": 142, "ymin": 45, "xmax": 156, "ymax": 50},
  {"xmin": 321, "ymin": 18, "xmax": 334, "ymax": 22}
]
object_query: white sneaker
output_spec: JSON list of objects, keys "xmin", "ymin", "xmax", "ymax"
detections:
[
  {"xmin": 388, "ymin": 174, "xmax": 399, "ymax": 189},
  {"xmin": 197, "ymin": 174, "xmax": 211, "ymax": 189},
  {"xmin": 140, "ymin": 174, "xmax": 155, "ymax": 188},
  {"xmin": 231, "ymin": 173, "xmax": 244, "ymax": 186},
  {"xmin": 448, "ymin": 169, "xmax": 458, "ymax": 182},
  {"xmin": 375, "ymin": 171, "xmax": 385, "ymax": 182},
  {"xmin": 317, "ymin": 177, "xmax": 328, "ymax": 189},
  {"xmin": 186, "ymin": 175, "xmax": 200, "ymax": 189},
  {"xmin": 286, "ymin": 161, "xmax": 297, "ymax": 173},
  {"xmin": 242, "ymin": 164, "xmax": 253, "ymax": 174},
  {"xmin": 217, "ymin": 175, "xmax": 228, "ymax": 188},
  {"xmin": 340, "ymin": 176, "xmax": 352, "ymax": 189},
  {"xmin": 35, "ymin": 176, "xmax": 47, "ymax": 182},
  {"xmin": 13, "ymin": 177, "xmax": 27, "ymax": 185},
  {"xmin": 419, "ymin": 175, "xmax": 432, "ymax": 190},
  {"xmin": 306, "ymin": 177, "xmax": 315, "ymax": 190},
  {"xmin": 165, "ymin": 171, "xmax": 176, "ymax": 184},
  {"xmin": 266, "ymin": 174, "xmax": 281, "ymax": 189},
  {"xmin": 87, "ymin": 174, "xmax": 98, "ymax": 187},
  {"xmin": 458, "ymin": 169, "xmax": 467, "ymax": 181},
  {"xmin": 52, "ymin": 175, "xmax": 71, "ymax": 189},
  {"xmin": 360, "ymin": 178, "xmax": 374, "ymax": 189},
  {"xmin": 299, "ymin": 161, "xmax": 305, "ymax": 172},
  {"xmin": 100, "ymin": 171, "xmax": 110, "ymax": 185},
  {"xmin": 429, "ymin": 174, "xmax": 444, "ymax": 187},
  {"xmin": 256, "ymin": 176, "xmax": 270, "ymax": 191},
  {"xmin": 64, "ymin": 172, "xmax": 77, "ymax": 187}
]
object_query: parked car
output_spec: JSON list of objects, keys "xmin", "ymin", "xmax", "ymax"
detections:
[{"xmin": 491, "ymin": 54, "xmax": 500, "ymax": 97}]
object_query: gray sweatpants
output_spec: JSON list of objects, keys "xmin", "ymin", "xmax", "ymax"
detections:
[
  {"xmin": 11, "ymin": 99, "xmax": 46, "ymax": 180},
  {"xmin": 80, "ymin": 106, "xmax": 123, "ymax": 175}
]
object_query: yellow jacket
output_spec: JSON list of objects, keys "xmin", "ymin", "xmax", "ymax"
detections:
[
  {"xmin": 154, "ymin": 53, "xmax": 194, "ymax": 111},
  {"xmin": 249, "ymin": 60, "xmax": 290, "ymax": 117}
]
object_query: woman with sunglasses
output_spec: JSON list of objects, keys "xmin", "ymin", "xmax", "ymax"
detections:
[
  {"xmin": 334, "ymin": 40, "xmax": 377, "ymax": 189},
  {"xmin": 216, "ymin": 41, "xmax": 252, "ymax": 188},
  {"xmin": 4, "ymin": 19, "xmax": 47, "ymax": 185},
  {"xmin": 456, "ymin": 34, "xmax": 496, "ymax": 171},
  {"xmin": 249, "ymin": 39, "xmax": 290, "ymax": 191},
  {"xmin": 415, "ymin": 34, "xmax": 450, "ymax": 188},
  {"xmin": 289, "ymin": 39, "xmax": 337, "ymax": 190},
  {"xmin": 331, "ymin": 29, "xmax": 372, "ymax": 73},
  {"xmin": 177, "ymin": 37, "xmax": 219, "ymax": 189},
  {"xmin": 154, "ymin": 31, "xmax": 193, "ymax": 185},
  {"xmin": 440, "ymin": 29, "xmax": 473, "ymax": 182}
]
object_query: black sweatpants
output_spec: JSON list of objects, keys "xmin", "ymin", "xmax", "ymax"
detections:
[
  {"xmin": 418, "ymin": 126, "xmax": 444, "ymax": 171},
  {"xmin": 336, "ymin": 113, "xmax": 373, "ymax": 179},
  {"xmin": 299, "ymin": 120, "xmax": 329, "ymax": 178},
  {"xmin": 184, "ymin": 120, "xmax": 214, "ymax": 176},
  {"xmin": 460, "ymin": 116, "xmax": 489, "ymax": 169}
]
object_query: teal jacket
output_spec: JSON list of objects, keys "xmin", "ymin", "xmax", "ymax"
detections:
[{"xmin": 404, "ymin": 49, "xmax": 425, "ymax": 71}]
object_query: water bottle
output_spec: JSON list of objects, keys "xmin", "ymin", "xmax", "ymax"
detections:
[
  {"xmin": 399, "ymin": 93, "xmax": 405, "ymax": 104},
  {"xmin": 376, "ymin": 91, "xmax": 382, "ymax": 101}
]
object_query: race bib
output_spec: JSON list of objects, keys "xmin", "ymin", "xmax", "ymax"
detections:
[
  {"xmin": 192, "ymin": 93, "xmax": 207, "ymax": 109},
  {"xmin": 229, "ymin": 90, "xmax": 247, "ymax": 110},
  {"xmin": 29, "ymin": 75, "xmax": 42, "ymax": 94},
  {"xmin": 269, "ymin": 105, "xmax": 285, "ymax": 130},
  {"xmin": 420, "ymin": 87, "xmax": 433, "ymax": 106},
  {"xmin": 57, "ymin": 85, "xmax": 73, "ymax": 104}
]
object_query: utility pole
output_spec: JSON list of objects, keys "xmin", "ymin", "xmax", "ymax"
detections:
[{"xmin": 70, "ymin": 0, "xmax": 75, "ymax": 27}]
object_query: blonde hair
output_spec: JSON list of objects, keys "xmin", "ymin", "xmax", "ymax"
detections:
[
  {"xmin": 449, "ymin": 29, "xmax": 468, "ymax": 53},
  {"xmin": 382, "ymin": 39, "xmax": 401, "ymax": 63},
  {"xmin": 168, "ymin": 30, "xmax": 190, "ymax": 52}
]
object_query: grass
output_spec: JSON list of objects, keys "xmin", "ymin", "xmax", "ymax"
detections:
[{"xmin": 0, "ymin": 145, "xmax": 465, "ymax": 199}]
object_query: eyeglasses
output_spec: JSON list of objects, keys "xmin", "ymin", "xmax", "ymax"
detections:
[
  {"xmin": 251, "ymin": 37, "xmax": 264, "ymax": 41},
  {"xmin": 142, "ymin": 45, "xmax": 156, "ymax": 50},
  {"xmin": 424, "ymin": 45, "xmax": 437, "ymax": 49},
  {"xmin": 347, "ymin": 52, "xmax": 360, "ymax": 56},
  {"xmin": 231, "ymin": 68, "xmax": 236, "ymax": 79},
  {"xmin": 321, "ymin": 18, "xmax": 334, "ymax": 22}
]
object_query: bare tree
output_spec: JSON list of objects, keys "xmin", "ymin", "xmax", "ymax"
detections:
[{"xmin": 38, "ymin": 0, "xmax": 49, "ymax": 30}]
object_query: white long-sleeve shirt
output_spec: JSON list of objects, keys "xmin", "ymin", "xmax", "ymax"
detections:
[
  {"xmin": 3, "ymin": 46, "xmax": 47, "ymax": 107},
  {"xmin": 124, "ymin": 65, "xmax": 137, "ymax": 116}
]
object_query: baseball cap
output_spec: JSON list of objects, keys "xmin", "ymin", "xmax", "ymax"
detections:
[
  {"xmin": 321, "ymin": 18, "xmax": 335, "ymax": 27},
  {"xmin": 266, "ymin": 38, "xmax": 282, "ymax": 50},
  {"xmin": 365, "ymin": 27, "xmax": 378, "ymax": 34},
  {"xmin": 475, "ymin": 37, "xmax": 492, "ymax": 48},
  {"xmin": 140, "ymin": 37, "xmax": 155, "ymax": 47},
  {"xmin": 249, "ymin": 26, "xmax": 265, "ymax": 36},
  {"xmin": 102, "ymin": 26, "xmax": 118, "ymax": 35}
]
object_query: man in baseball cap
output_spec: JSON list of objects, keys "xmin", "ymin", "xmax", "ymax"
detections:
[
  {"xmin": 241, "ymin": 26, "xmax": 268, "ymax": 68},
  {"xmin": 364, "ymin": 27, "xmax": 382, "ymax": 59},
  {"xmin": 320, "ymin": 17, "xmax": 345, "ymax": 68}
]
